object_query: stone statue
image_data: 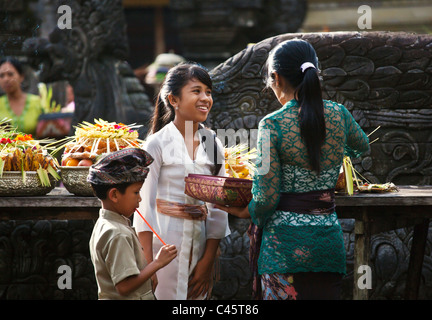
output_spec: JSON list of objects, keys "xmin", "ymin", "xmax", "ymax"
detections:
[{"xmin": 22, "ymin": 0, "xmax": 153, "ymax": 137}]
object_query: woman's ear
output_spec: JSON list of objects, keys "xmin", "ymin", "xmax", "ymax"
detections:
[
  {"xmin": 167, "ymin": 93, "xmax": 178, "ymax": 109},
  {"xmin": 273, "ymin": 72, "xmax": 283, "ymax": 88}
]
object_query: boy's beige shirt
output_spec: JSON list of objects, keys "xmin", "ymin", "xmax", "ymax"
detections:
[{"xmin": 89, "ymin": 209, "xmax": 155, "ymax": 300}]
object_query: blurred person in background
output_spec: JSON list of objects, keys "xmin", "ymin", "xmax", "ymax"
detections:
[{"xmin": 0, "ymin": 57, "xmax": 43, "ymax": 135}]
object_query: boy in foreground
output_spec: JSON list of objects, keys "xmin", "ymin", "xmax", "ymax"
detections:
[{"xmin": 88, "ymin": 148, "xmax": 177, "ymax": 300}]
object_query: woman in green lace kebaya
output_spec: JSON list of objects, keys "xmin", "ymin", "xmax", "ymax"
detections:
[{"xmin": 216, "ymin": 39, "xmax": 370, "ymax": 300}]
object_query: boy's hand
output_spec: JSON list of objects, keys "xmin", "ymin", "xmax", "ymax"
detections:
[{"xmin": 154, "ymin": 244, "xmax": 177, "ymax": 268}]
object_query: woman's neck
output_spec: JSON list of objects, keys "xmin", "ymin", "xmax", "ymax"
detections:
[
  {"xmin": 279, "ymin": 91, "xmax": 295, "ymax": 106},
  {"xmin": 173, "ymin": 118, "xmax": 201, "ymax": 161},
  {"xmin": 173, "ymin": 118, "xmax": 200, "ymax": 138},
  {"xmin": 7, "ymin": 88, "xmax": 25, "ymax": 102}
]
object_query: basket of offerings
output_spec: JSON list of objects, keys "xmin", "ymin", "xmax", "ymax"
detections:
[
  {"xmin": 0, "ymin": 121, "xmax": 60, "ymax": 196},
  {"xmin": 53, "ymin": 119, "xmax": 143, "ymax": 196},
  {"xmin": 59, "ymin": 166, "xmax": 95, "ymax": 196},
  {"xmin": 185, "ymin": 174, "xmax": 252, "ymax": 207},
  {"xmin": 184, "ymin": 144, "xmax": 256, "ymax": 207},
  {"xmin": 0, "ymin": 171, "xmax": 57, "ymax": 196}
]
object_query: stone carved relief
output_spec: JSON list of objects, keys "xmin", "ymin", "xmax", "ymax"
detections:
[
  {"xmin": 22, "ymin": 0, "xmax": 154, "ymax": 138},
  {"xmin": 207, "ymin": 31, "xmax": 432, "ymax": 186},
  {"xmin": 0, "ymin": 220, "xmax": 96, "ymax": 299},
  {"xmin": 209, "ymin": 32, "xmax": 432, "ymax": 299}
]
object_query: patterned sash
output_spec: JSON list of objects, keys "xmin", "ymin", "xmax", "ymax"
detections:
[
  {"xmin": 276, "ymin": 188, "xmax": 335, "ymax": 215},
  {"xmin": 156, "ymin": 199, "xmax": 207, "ymax": 221}
]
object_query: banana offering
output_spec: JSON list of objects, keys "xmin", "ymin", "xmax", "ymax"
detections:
[
  {"xmin": 1, "ymin": 146, "xmax": 55, "ymax": 171},
  {"xmin": 0, "ymin": 132, "xmax": 60, "ymax": 186}
]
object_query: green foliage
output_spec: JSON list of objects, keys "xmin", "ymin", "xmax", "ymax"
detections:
[{"xmin": 38, "ymin": 83, "xmax": 62, "ymax": 113}]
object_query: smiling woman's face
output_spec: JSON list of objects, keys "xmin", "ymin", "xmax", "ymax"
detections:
[
  {"xmin": 0, "ymin": 62, "xmax": 23, "ymax": 94},
  {"xmin": 170, "ymin": 78, "xmax": 213, "ymax": 124}
]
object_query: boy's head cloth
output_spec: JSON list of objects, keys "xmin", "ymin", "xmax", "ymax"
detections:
[{"xmin": 87, "ymin": 148, "xmax": 153, "ymax": 185}]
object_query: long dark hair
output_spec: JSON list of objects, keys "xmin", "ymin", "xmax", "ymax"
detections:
[
  {"xmin": 148, "ymin": 62, "xmax": 222, "ymax": 175},
  {"xmin": 266, "ymin": 39, "xmax": 325, "ymax": 174},
  {"xmin": 0, "ymin": 57, "xmax": 24, "ymax": 75}
]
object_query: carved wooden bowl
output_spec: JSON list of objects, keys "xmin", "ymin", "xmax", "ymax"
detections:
[
  {"xmin": 184, "ymin": 174, "xmax": 252, "ymax": 207},
  {"xmin": 0, "ymin": 171, "xmax": 56, "ymax": 196},
  {"xmin": 60, "ymin": 166, "xmax": 94, "ymax": 196}
]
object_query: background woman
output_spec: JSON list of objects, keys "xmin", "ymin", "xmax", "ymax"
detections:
[
  {"xmin": 133, "ymin": 62, "xmax": 230, "ymax": 300},
  {"xmin": 0, "ymin": 57, "xmax": 43, "ymax": 135},
  {"xmin": 216, "ymin": 39, "xmax": 370, "ymax": 300}
]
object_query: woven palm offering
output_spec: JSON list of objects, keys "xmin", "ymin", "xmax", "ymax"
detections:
[
  {"xmin": 336, "ymin": 156, "xmax": 398, "ymax": 195},
  {"xmin": 0, "ymin": 119, "xmax": 60, "ymax": 194},
  {"xmin": 224, "ymin": 143, "xmax": 257, "ymax": 179},
  {"xmin": 50, "ymin": 119, "xmax": 143, "ymax": 196},
  {"xmin": 56, "ymin": 119, "xmax": 143, "ymax": 167},
  {"xmin": 184, "ymin": 144, "xmax": 256, "ymax": 207},
  {"xmin": 335, "ymin": 127, "xmax": 398, "ymax": 195}
]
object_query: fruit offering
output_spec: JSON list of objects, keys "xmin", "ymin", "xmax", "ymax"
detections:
[
  {"xmin": 56, "ymin": 119, "xmax": 143, "ymax": 167},
  {"xmin": 224, "ymin": 143, "xmax": 257, "ymax": 179},
  {"xmin": 0, "ymin": 121, "xmax": 60, "ymax": 186}
]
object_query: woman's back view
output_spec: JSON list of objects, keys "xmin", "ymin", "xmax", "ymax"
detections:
[
  {"xmin": 218, "ymin": 39, "xmax": 370, "ymax": 300},
  {"xmin": 270, "ymin": 99, "xmax": 369, "ymax": 194}
]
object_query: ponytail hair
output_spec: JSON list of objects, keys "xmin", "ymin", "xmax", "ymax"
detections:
[
  {"xmin": 266, "ymin": 39, "xmax": 325, "ymax": 174},
  {"xmin": 149, "ymin": 93, "xmax": 175, "ymax": 135}
]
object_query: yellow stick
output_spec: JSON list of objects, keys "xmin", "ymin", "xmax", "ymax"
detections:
[{"xmin": 367, "ymin": 125, "xmax": 381, "ymax": 137}]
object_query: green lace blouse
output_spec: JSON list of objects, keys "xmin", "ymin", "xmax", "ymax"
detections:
[
  {"xmin": 248, "ymin": 99, "xmax": 370, "ymax": 275},
  {"xmin": 0, "ymin": 94, "xmax": 44, "ymax": 135}
]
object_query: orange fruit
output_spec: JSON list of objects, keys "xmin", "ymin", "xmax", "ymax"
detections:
[{"xmin": 66, "ymin": 159, "xmax": 80, "ymax": 166}]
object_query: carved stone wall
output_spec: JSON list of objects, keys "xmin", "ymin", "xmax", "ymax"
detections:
[
  {"xmin": 0, "ymin": 0, "xmax": 38, "ymax": 57},
  {"xmin": 208, "ymin": 32, "xmax": 432, "ymax": 186},
  {"xmin": 170, "ymin": 0, "xmax": 307, "ymax": 67},
  {"xmin": 209, "ymin": 31, "xmax": 432, "ymax": 300},
  {"xmin": 0, "ymin": 220, "xmax": 97, "ymax": 299}
]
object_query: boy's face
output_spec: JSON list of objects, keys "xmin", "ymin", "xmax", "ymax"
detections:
[{"xmin": 112, "ymin": 181, "xmax": 144, "ymax": 218}]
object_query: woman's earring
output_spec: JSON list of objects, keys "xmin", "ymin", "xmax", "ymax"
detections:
[{"xmin": 175, "ymin": 106, "xmax": 179, "ymax": 110}]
